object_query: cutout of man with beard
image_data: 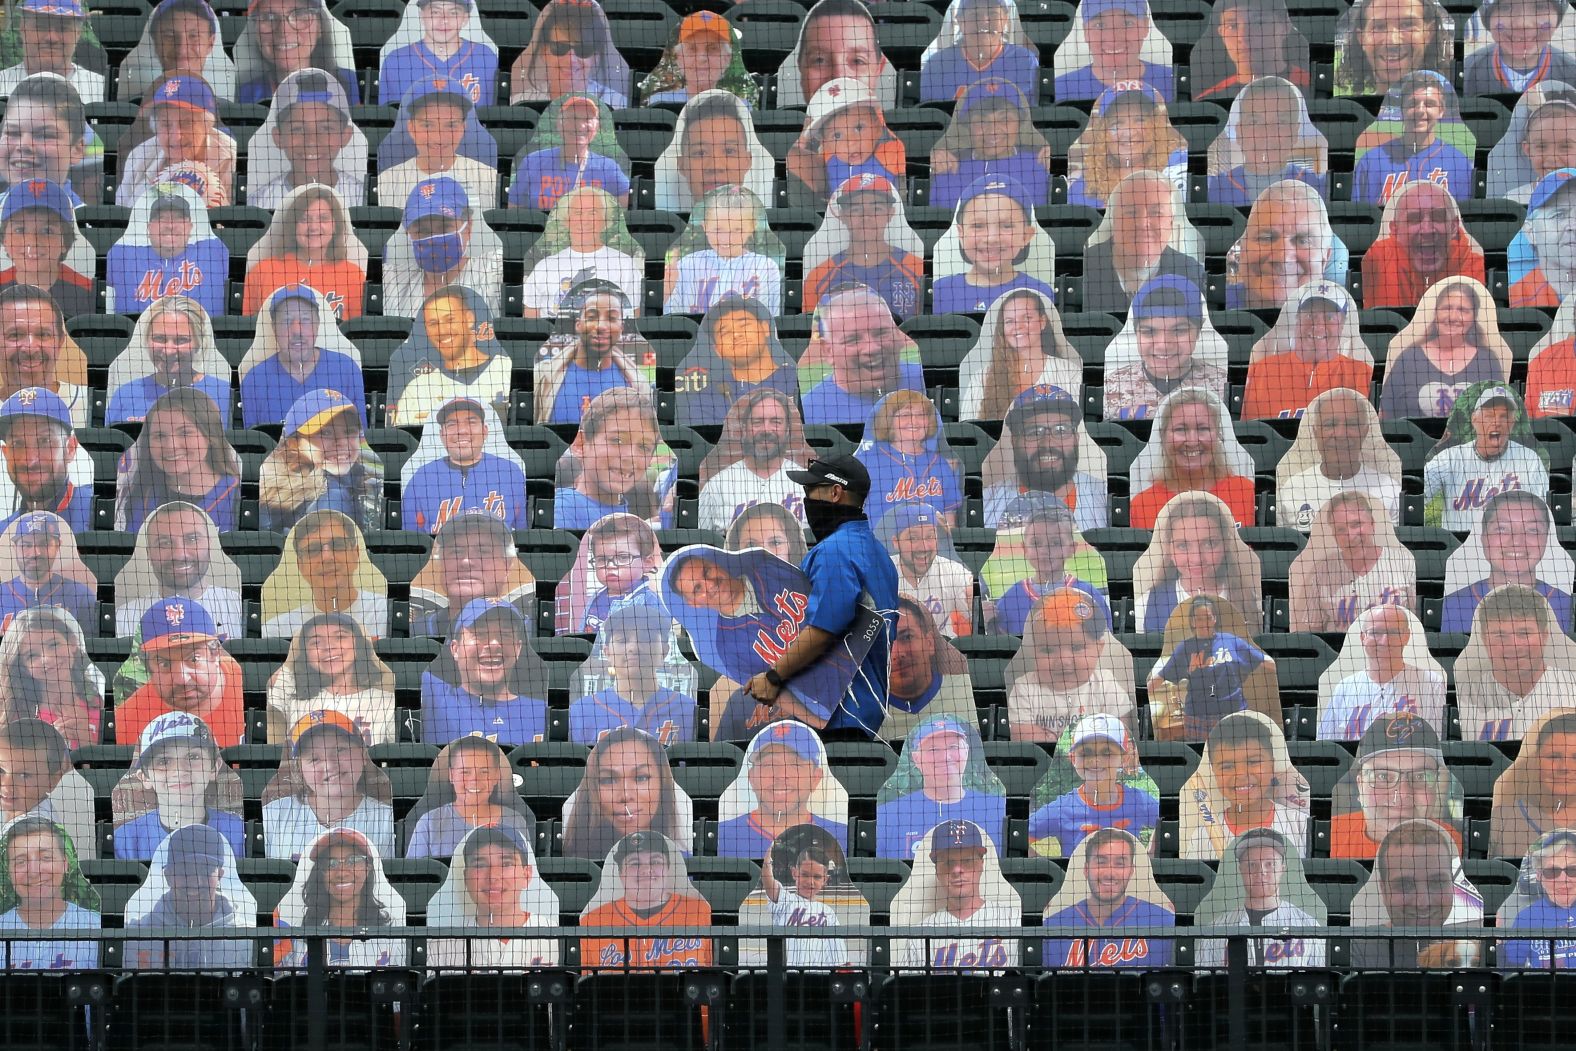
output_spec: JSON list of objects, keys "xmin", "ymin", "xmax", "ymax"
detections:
[
  {"xmin": 697, "ymin": 389, "xmax": 808, "ymax": 533},
  {"xmin": 983, "ymin": 385, "xmax": 1107, "ymax": 530}
]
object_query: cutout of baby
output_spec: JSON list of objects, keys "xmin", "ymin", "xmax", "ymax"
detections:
[
  {"xmin": 785, "ymin": 77, "xmax": 907, "ymax": 209},
  {"xmin": 555, "ymin": 513, "xmax": 664, "ymax": 636},
  {"xmin": 1005, "ymin": 589, "xmax": 1136, "ymax": 745},
  {"xmin": 662, "ymin": 185, "xmax": 784, "ymax": 316}
]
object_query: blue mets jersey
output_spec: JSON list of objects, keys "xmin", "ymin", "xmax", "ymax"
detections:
[{"xmin": 402, "ymin": 452, "xmax": 529, "ymax": 534}]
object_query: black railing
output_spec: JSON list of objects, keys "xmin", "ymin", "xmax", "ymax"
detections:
[{"xmin": 0, "ymin": 925, "xmax": 1569, "ymax": 1051}]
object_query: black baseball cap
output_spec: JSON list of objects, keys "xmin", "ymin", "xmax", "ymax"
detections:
[{"xmin": 788, "ymin": 455, "xmax": 871, "ymax": 498}]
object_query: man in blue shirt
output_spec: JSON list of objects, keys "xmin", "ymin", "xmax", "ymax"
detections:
[
  {"xmin": 402, "ymin": 396, "xmax": 528, "ymax": 534},
  {"xmin": 0, "ymin": 510, "xmax": 93, "ymax": 634},
  {"xmin": 743, "ymin": 454, "xmax": 899, "ymax": 739},
  {"xmin": 0, "ymin": 386, "xmax": 89, "ymax": 533},
  {"xmin": 240, "ymin": 284, "xmax": 367, "ymax": 428},
  {"xmin": 537, "ymin": 286, "xmax": 644, "ymax": 425},
  {"xmin": 421, "ymin": 597, "xmax": 548, "ymax": 745},
  {"xmin": 800, "ymin": 287, "xmax": 925, "ymax": 426},
  {"xmin": 105, "ymin": 189, "xmax": 227, "ymax": 317}
]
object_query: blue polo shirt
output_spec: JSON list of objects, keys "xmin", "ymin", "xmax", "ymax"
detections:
[
  {"xmin": 240, "ymin": 351, "xmax": 367, "ymax": 429},
  {"xmin": 800, "ymin": 516, "xmax": 899, "ymax": 735},
  {"xmin": 800, "ymin": 362, "xmax": 926, "ymax": 425},
  {"xmin": 420, "ymin": 672, "xmax": 548, "ymax": 746}
]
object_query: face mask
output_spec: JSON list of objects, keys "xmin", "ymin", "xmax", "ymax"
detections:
[
  {"xmin": 411, "ymin": 226, "xmax": 465, "ymax": 274},
  {"xmin": 804, "ymin": 496, "xmax": 865, "ymax": 540}
]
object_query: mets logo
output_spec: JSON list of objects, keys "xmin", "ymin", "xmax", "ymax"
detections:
[{"xmin": 165, "ymin": 602, "xmax": 187, "ymax": 626}]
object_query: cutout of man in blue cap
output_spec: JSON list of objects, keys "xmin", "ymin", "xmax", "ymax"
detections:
[
  {"xmin": 886, "ymin": 503, "xmax": 975, "ymax": 639},
  {"xmin": 0, "ymin": 510, "xmax": 93, "ymax": 633},
  {"xmin": 0, "ymin": 386, "xmax": 86, "ymax": 533},
  {"xmin": 1104, "ymin": 275, "xmax": 1220, "ymax": 421},
  {"xmin": 118, "ymin": 595, "xmax": 243, "ymax": 747},
  {"xmin": 106, "ymin": 184, "xmax": 227, "ymax": 316},
  {"xmin": 240, "ymin": 283, "xmax": 367, "ymax": 429},
  {"xmin": 1054, "ymin": 0, "xmax": 1173, "ymax": 101},
  {"xmin": 876, "ymin": 713, "xmax": 1006, "ymax": 858},
  {"xmin": 717, "ymin": 720, "xmax": 846, "ymax": 858},
  {"xmin": 1514, "ymin": 165, "xmax": 1576, "ymax": 306},
  {"xmin": 891, "ymin": 817, "xmax": 1021, "ymax": 969},
  {"xmin": 125, "ymin": 822, "xmax": 253, "ymax": 969},
  {"xmin": 421, "ymin": 597, "xmax": 549, "ymax": 746},
  {"xmin": 389, "ymin": 174, "xmax": 501, "ymax": 319}
]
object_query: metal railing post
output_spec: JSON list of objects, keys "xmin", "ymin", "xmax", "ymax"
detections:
[
  {"xmin": 766, "ymin": 933, "xmax": 786, "ymax": 1051},
  {"xmin": 1227, "ymin": 935, "xmax": 1247, "ymax": 1051},
  {"xmin": 307, "ymin": 935, "xmax": 327, "ymax": 1051}
]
